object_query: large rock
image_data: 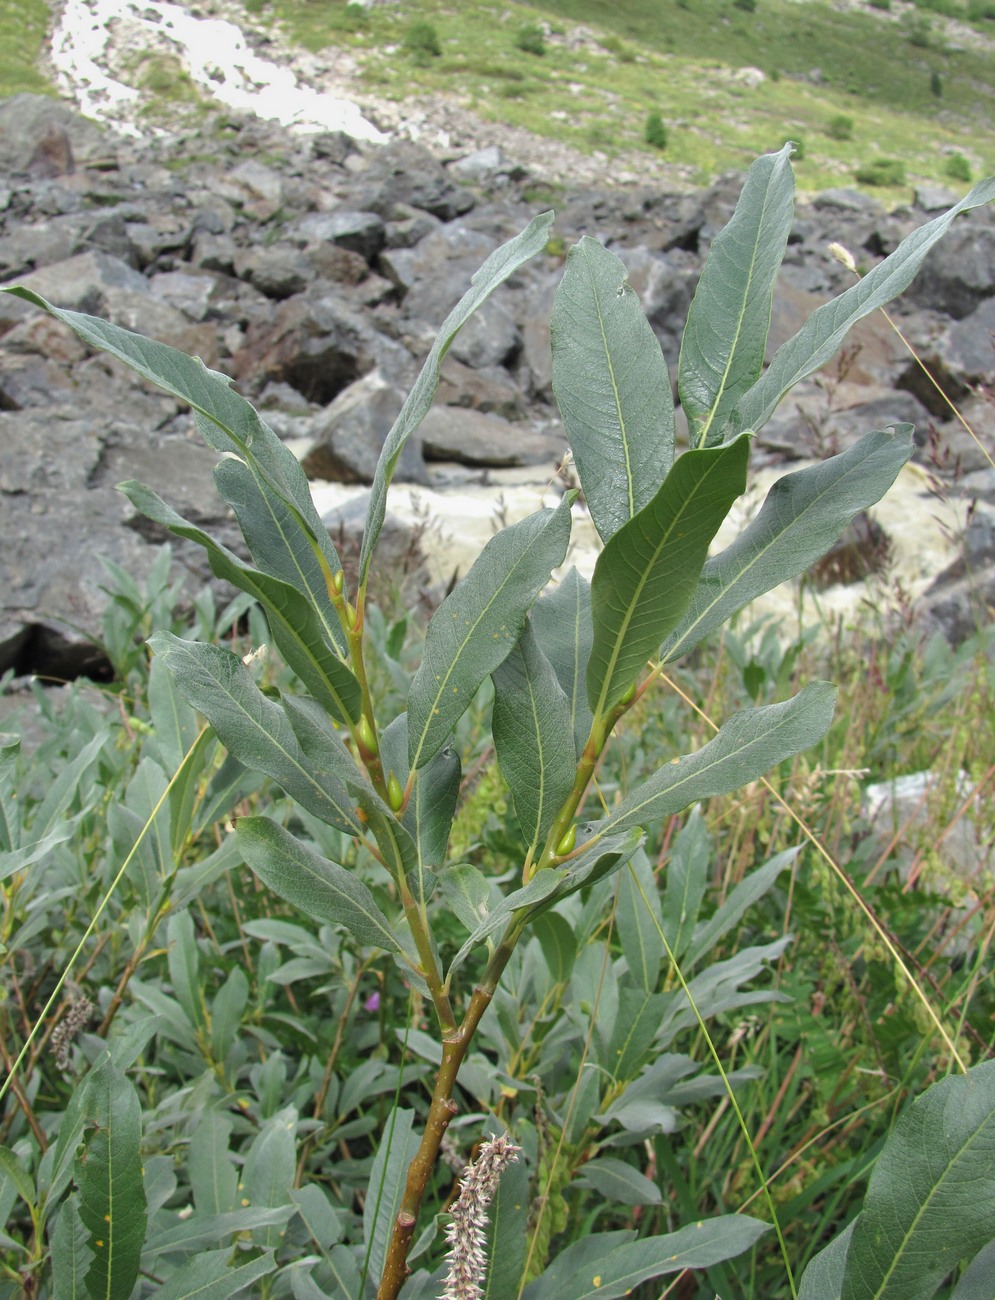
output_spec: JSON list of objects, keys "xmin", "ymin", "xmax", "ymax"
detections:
[
  {"xmin": 300, "ymin": 370, "xmax": 427, "ymax": 484},
  {"xmin": 357, "ymin": 141, "xmax": 476, "ymax": 222},
  {"xmin": 288, "ymin": 210, "xmax": 386, "ymax": 262},
  {"xmin": 0, "ymin": 93, "xmax": 107, "ymax": 176},
  {"xmin": 230, "ymin": 290, "xmax": 412, "ymax": 403},
  {"xmin": 449, "ymin": 146, "xmax": 526, "ymax": 187},
  {"xmin": 419, "ymin": 406, "xmax": 564, "ymax": 468},
  {"xmin": 905, "ymin": 220, "xmax": 995, "ymax": 319},
  {"xmin": 380, "ymin": 225, "xmax": 495, "ymax": 322},
  {"xmin": 0, "ymin": 250, "xmax": 217, "ymax": 361},
  {"xmin": 617, "ymin": 246, "xmax": 699, "ymax": 362},
  {"xmin": 756, "ymin": 384, "xmax": 931, "ymax": 460},
  {"xmin": 449, "ymin": 298, "xmax": 521, "ymax": 369},
  {"xmin": 0, "ymin": 406, "xmax": 227, "ymax": 681},
  {"xmin": 906, "ymin": 298, "xmax": 995, "ymax": 415},
  {"xmin": 0, "ymin": 213, "xmax": 89, "ymax": 278},
  {"xmin": 233, "ymin": 244, "xmax": 311, "ymax": 300},
  {"xmin": 437, "ymin": 356, "xmax": 529, "ymax": 420},
  {"xmin": 932, "ymin": 396, "xmax": 995, "ymax": 474}
]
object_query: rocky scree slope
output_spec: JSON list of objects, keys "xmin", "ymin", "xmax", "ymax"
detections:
[{"xmin": 1, "ymin": 92, "xmax": 994, "ymax": 690}]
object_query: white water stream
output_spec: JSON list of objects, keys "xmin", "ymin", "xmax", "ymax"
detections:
[{"xmin": 49, "ymin": 0, "xmax": 387, "ymax": 141}]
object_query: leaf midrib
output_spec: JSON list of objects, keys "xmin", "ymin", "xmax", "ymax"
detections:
[
  {"xmin": 582, "ymin": 241, "xmax": 636, "ymax": 522},
  {"xmin": 696, "ymin": 162, "xmax": 781, "ymax": 445},
  {"xmin": 603, "ymin": 699, "xmax": 810, "ymax": 833},
  {"xmin": 410, "ymin": 517, "xmax": 554, "ymax": 772},
  {"xmin": 867, "ymin": 1107, "xmax": 995, "ymax": 1298},
  {"xmin": 592, "ymin": 461, "xmax": 726, "ymax": 718},
  {"xmin": 665, "ymin": 441, "xmax": 893, "ymax": 660},
  {"xmin": 244, "ymin": 457, "xmax": 349, "ymax": 662},
  {"xmin": 175, "ymin": 648, "xmax": 360, "ymax": 834}
]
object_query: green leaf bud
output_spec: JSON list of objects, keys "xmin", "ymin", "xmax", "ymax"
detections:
[
  {"xmin": 387, "ymin": 772, "xmax": 404, "ymax": 811},
  {"xmin": 358, "ymin": 715, "xmax": 379, "ymax": 756},
  {"xmin": 556, "ymin": 824, "xmax": 577, "ymax": 857}
]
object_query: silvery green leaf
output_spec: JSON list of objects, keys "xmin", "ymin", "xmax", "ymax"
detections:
[
  {"xmin": 680, "ymin": 144, "xmax": 795, "ymax": 446},
  {"xmin": 730, "ymin": 177, "xmax": 995, "ymax": 436},
  {"xmin": 407, "ymin": 495, "xmax": 573, "ymax": 771},
  {"xmin": 661, "ymin": 427, "xmax": 914, "ymax": 663},
  {"xmin": 236, "ymin": 816, "xmax": 402, "ymax": 955},
  {"xmin": 551, "ymin": 236, "xmax": 674, "ymax": 541},
  {"xmin": 588, "ymin": 435, "xmax": 749, "ymax": 715},
  {"xmin": 492, "ymin": 620, "xmax": 576, "ymax": 857},
  {"xmin": 359, "ymin": 212, "xmax": 554, "ymax": 585}
]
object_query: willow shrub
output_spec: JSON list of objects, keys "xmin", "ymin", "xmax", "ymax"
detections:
[{"xmin": 5, "ymin": 146, "xmax": 995, "ymax": 1299}]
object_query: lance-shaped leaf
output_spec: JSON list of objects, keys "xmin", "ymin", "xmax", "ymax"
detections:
[
  {"xmin": 439, "ymin": 863, "xmax": 495, "ymax": 937},
  {"xmin": 359, "ymin": 211, "xmax": 554, "ymax": 586},
  {"xmin": 492, "ymin": 620, "xmax": 576, "ymax": 858},
  {"xmin": 525, "ymin": 1216, "xmax": 769, "ymax": 1300},
  {"xmin": 483, "ymin": 1151, "xmax": 529, "ymax": 1300},
  {"xmin": 730, "ymin": 176, "xmax": 995, "ymax": 437},
  {"xmin": 551, "ymin": 236, "xmax": 674, "ymax": 542},
  {"xmin": 281, "ymin": 695, "xmax": 368, "ymax": 824},
  {"xmin": 685, "ymin": 846, "xmax": 799, "ymax": 969},
  {"xmin": 1, "ymin": 287, "xmax": 340, "ymax": 569},
  {"xmin": 840, "ymin": 1058, "xmax": 995, "ymax": 1300},
  {"xmin": 447, "ymin": 869, "xmax": 571, "ymax": 979},
  {"xmin": 236, "ymin": 815, "xmax": 403, "ymax": 955},
  {"xmin": 408, "ymin": 495, "xmax": 573, "ymax": 771},
  {"xmin": 0, "ymin": 733, "xmax": 20, "ymax": 854},
  {"xmin": 661, "ymin": 807, "xmax": 710, "ymax": 962},
  {"xmin": 679, "ymin": 144, "xmax": 795, "ymax": 446},
  {"xmin": 588, "ymin": 435, "xmax": 750, "ymax": 716},
  {"xmin": 601, "ymin": 681, "xmax": 837, "ymax": 836},
  {"xmin": 660, "ymin": 426, "xmax": 914, "ymax": 663},
  {"xmin": 149, "ymin": 634, "xmax": 362, "ymax": 836},
  {"xmin": 213, "ymin": 451, "xmax": 347, "ymax": 657},
  {"xmin": 616, "ymin": 850, "xmax": 664, "ymax": 994},
  {"xmin": 153, "ymin": 1248, "xmax": 277, "ymax": 1300},
  {"xmin": 51, "ymin": 1194, "xmax": 91, "ymax": 1300},
  {"xmin": 125, "ymin": 483, "xmax": 361, "ymax": 723},
  {"xmin": 364, "ymin": 1109, "xmax": 420, "ymax": 1291},
  {"xmin": 798, "ymin": 1222, "xmax": 855, "ymax": 1300},
  {"xmin": 75, "ymin": 1056, "xmax": 147, "ymax": 1300},
  {"xmin": 380, "ymin": 714, "xmax": 459, "ymax": 910},
  {"xmin": 531, "ymin": 566, "xmax": 594, "ymax": 757}
]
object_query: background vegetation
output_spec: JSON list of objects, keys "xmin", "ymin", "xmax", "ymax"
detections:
[
  {"xmin": 254, "ymin": 0, "xmax": 995, "ymax": 191},
  {"xmin": 1, "ymin": 481, "xmax": 993, "ymax": 1295},
  {"xmin": 3, "ymin": 0, "xmax": 994, "ymax": 192}
]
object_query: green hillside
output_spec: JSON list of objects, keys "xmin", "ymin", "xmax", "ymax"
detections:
[
  {"xmin": 266, "ymin": 0, "xmax": 995, "ymax": 192},
  {"xmin": 5, "ymin": 0, "xmax": 994, "ymax": 192},
  {"xmin": 0, "ymin": 0, "xmax": 53, "ymax": 96}
]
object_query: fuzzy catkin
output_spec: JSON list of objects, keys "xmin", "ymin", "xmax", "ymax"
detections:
[{"xmin": 441, "ymin": 1134, "xmax": 521, "ymax": 1300}]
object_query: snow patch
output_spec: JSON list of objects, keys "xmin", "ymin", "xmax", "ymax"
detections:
[{"xmin": 50, "ymin": 0, "xmax": 387, "ymax": 142}]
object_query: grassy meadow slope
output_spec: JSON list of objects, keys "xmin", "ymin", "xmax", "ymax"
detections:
[
  {"xmin": 261, "ymin": 0, "xmax": 995, "ymax": 193},
  {"xmin": 4, "ymin": 0, "xmax": 994, "ymax": 193},
  {"xmin": 0, "ymin": 0, "xmax": 52, "ymax": 96}
]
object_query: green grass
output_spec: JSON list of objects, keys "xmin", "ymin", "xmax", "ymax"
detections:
[
  {"xmin": 262, "ymin": 0, "xmax": 995, "ymax": 191},
  {"xmin": 4, "ymin": 0, "xmax": 992, "ymax": 194},
  {"xmin": 0, "ymin": 0, "xmax": 55, "ymax": 97}
]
